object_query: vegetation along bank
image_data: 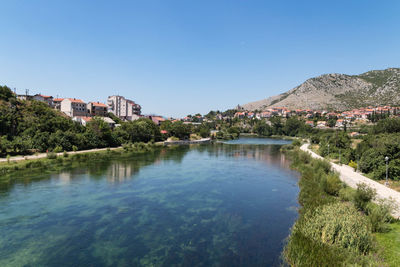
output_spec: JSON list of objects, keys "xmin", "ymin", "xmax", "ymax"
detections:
[{"xmin": 282, "ymin": 143, "xmax": 400, "ymax": 266}]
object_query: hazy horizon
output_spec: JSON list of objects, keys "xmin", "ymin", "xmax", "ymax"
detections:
[{"xmin": 1, "ymin": 0, "xmax": 400, "ymax": 117}]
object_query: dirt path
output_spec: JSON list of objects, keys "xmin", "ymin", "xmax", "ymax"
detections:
[
  {"xmin": 300, "ymin": 144, "xmax": 400, "ymax": 219},
  {"xmin": 0, "ymin": 147, "xmax": 123, "ymax": 163}
]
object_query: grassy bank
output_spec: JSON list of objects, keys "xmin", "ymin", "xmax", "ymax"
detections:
[
  {"xmin": 282, "ymin": 144, "xmax": 398, "ymax": 266},
  {"xmin": 0, "ymin": 142, "xmax": 162, "ymax": 179}
]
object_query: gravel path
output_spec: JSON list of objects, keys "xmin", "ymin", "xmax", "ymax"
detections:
[{"xmin": 300, "ymin": 144, "xmax": 400, "ymax": 219}]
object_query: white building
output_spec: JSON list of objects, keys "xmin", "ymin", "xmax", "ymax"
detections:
[
  {"xmin": 61, "ymin": 98, "xmax": 88, "ymax": 117},
  {"xmin": 33, "ymin": 94, "xmax": 53, "ymax": 106},
  {"xmin": 107, "ymin": 95, "xmax": 141, "ymax": 121}
]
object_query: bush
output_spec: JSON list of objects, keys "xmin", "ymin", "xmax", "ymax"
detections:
[
  {"xmin": 292, "ymin": 139, "xmax": 301, "ymax": 147},
  {"xmin": 72, "ymin": 145, "xmax": 78, "ymax": 152},
  {"xmin": 366, "ymin": 200, "xmax": 393, "ymax": 233},
  {"xmin": 63, "ymin": 151, "xmax": 68, "ymax": 158},
  {"xmin": 339, "ymin": 187, "xmax": 354, "ymax": 202},
  {"xmin": 322, "ymin": 174, "xmax": 342, "ymax": 196},
  {"xmin": 53, "ymin": 146, "xmax": 63, "ymax": 153},
  {"xmin": 47, "ymin": 152, "xmax": 57, "ymax": 159},
  {"xmin": 311, "ymin": 159, "xmax": 331, "ymax": 174},
  {"xmin": 353, "ymin": 183, "xmax": 376, "ymax": 212},
  {"xmin": 349, "ymin": 160, "xmax": 357, "ymax": 171}
]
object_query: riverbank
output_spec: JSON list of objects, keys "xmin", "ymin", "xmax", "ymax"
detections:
[
  {"xmin": 283, "ymin": 145, "xmax": 398, "ymax": 266},
  {"xmin": 164, "ymin": 138, "xmax": 211, "ymax": 145},
  {"xmin": 0, "ymin": 146, "xmax": 123, "ymax": 163},
  {"xmin": 0, "ymin": 142, "xmax": 163, "ymax": 178},
  {"xmin": 301, "ymin": 143, "xmax": 400, "ymax": 219}
]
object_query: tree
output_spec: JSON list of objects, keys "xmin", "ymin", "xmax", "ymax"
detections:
[
  {"xmin": 170, "ymin": 121, "xmax": 191, "ymax": 140},
  {"xmin": 283, "ymin": 117, "xmax": 303, "ymax": 136},
  {"xmin": 254, "ymin": 121, "xmax": 272, "ymax": 136}
]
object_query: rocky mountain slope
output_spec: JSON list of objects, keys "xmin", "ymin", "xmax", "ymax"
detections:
[{"xmin": 243, "ymin": 68, "xmax": 400, "ymax": 111}]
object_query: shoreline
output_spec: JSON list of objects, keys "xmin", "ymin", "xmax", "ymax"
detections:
[{"xmin": 300, "ymin": 143, "xmax": 400, "ymax": 219}]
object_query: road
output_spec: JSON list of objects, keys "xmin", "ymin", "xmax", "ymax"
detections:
[{"xmin": 300, "ymin": 144, "xmax": 400, "ymax": 219}]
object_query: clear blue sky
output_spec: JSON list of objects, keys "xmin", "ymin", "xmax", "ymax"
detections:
[{"xmin": 1, "ymin": 0, "xmax": 399, "ymax": 117}]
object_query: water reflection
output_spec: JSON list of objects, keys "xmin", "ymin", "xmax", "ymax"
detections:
[{"xmin": 1, "ymin": 143, "xmax": 293, "ymax": 193}]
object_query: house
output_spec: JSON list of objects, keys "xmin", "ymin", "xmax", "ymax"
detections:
[
  {"xmin": 33, "ymin": 94, "xmax": 53, "ymax": 107},
  {"xmin": 149, "ymin": 116, "xmax": 166, "ymax": 125},
  {"xmin": 335, "ymin": 119, "xmax": 344, "ymax": 128},
  {"xmin": 53, "ymin": 98, "xmax": 64, "ymax": 110},
  {"xmin": 72, "ymin": 116, "xmax": 92, "ymax": 126},
  {"xmin": 61, "ymin": 98, "xmax": 88, "ymax": 117},
  {"xmin": 17, "ymin": 94, "xmax": 33, "ymax": 101},
  {"xmin": 99, "ymin": 117, "xmax": 116, "ymax": 128},
  {"xmin": 316, "ymin": 121, "xmax": 327, "ymax": 128},
  {"xmin": 234, "ymin": 112, "xmax": 245, "ymax": 119},
  {"xmin": 73, "ymin": 116, "xmax": 116, "ymax": 128},
  {"xmin": 305, "ymin": 121, "xmax": 314, "ymax": 127},
  {"xmin": 350, "ymin": 132, "xmax": 359, "ymax": 137},
  {"xmin": 88, "ymin": 102, "xmax": 108, "ymax": 117}
]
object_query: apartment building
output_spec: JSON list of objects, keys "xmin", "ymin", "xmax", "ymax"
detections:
[
  {"xmin": 60, "ymin": 98, "xmax": 88, "ymax": 117},
  {"xmin": 107, "ymin": 95, "xmax": 141, "ymax": 121},
  {"xmin": 88, "ymin": 102, "xmax": 108, "ymax": 117}
]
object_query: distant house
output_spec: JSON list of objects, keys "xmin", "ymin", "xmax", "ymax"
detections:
[
  {"xmin": 72, "ymin": 116, "xmax": 92, "ymax": 126},
  {"xmin": 336, "ymin": 119, "xmax": 344, "ymax": 128},
  {"xmin": 88, "ymin": 102, "xmax": 108, "ymax": 117},
  {"xmin": 61, "ymin": 98, "xmax": 88, "ymax": 117},
  {"xmin": 73, "ymin": 116, "xmax": 116, "ymax": 128},
  {"xmin": 17, "ymin": 94, "xmax": 33, "ymax": 101},
  {"xmin": 149, "ymin": 116, "xmax": 166, "ymax": 125},
  {"xmin": 33, "ymin": 94, "xmax": 53, "ymax": 107},
  {"xmin": 53, "ymin": 98, "xmax": 64, "ymax": 110},
  {"xmin": 350, "ymin": 132, "xmax": 359, "ymax": 137},
  {"xmin": 316, "ymin": 121, "xmax": 327, "ymax": 128},
  {"xmin": 306, "ymin": 121, "xmax": 314, "ymax": 127},
  {"xmin": 99, "ymin": 117, "xmax": 116, "ymax": 128}
]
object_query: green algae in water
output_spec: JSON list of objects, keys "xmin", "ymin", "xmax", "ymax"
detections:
[{"xmin": 0, "ymin": 140, "xmax": 299, "ymax": 266}]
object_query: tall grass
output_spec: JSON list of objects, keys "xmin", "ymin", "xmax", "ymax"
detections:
[{"xmin": 283, "ymin": 148, "xmax": 387, "ymax": 266}]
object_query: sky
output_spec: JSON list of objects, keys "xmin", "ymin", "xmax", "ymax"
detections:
[{"xmin": 1, "ymin": 0, "xmax": 400, "ymax": 117}]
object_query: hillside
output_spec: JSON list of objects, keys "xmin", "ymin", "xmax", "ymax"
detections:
[{"xmin": 243, "ymin": 68, "xmax": 400, "ymax": 111}]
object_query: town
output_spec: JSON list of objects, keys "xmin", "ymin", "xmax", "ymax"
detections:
[
  {"xmin": 15, "ymin": 92, "xmax": 169, "ymax": 128},
  {"xmin": 16, "ymin": 90, "xmax": 400, "ymax": 133}
]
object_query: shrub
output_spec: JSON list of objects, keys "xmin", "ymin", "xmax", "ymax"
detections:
[
  {"xmin": 53, "ymin": 146, "xmax": 63, "ymax": 153},
  {"xmin": 72, "ymin": 145, "xmax": 78, "ymax": 152},
  {"xmin": 47, "ymin": 152, "xmax": 57, "ymax": 159},
  {"xmin": 322, "ymin": 174, "xmax": 342, "ymax": 196},
  {"xmin": 349, "ymin": 160, "xmax": 357, "ymax": 171},
  {"xmin": 6, "ymin": 155, "xmax": 10, "ymax": 164},
  {"xmin": 353, "ymin": 183, "xmax": 376, "ymax": 212},
  {"xmin": 311, "ymin": 159, "xmax": 331, "ymax": 174},
  {"xmin": 339, "ymin": 187, "xmax": 354, "ymax": 202},
  {"xmin": 190, "ymin": 134, "xmax": 201, "ymax": 141},
  {"xmin": 63, "ymin": 151, "xmax": 68, "ymax": 158},
  {"xmin": 292, "ymin": 139, "xmax": 301, "ymax": 147},
  {"xmin": 366, "ymin": 200, "xmax": 393, "ymax": 233}
]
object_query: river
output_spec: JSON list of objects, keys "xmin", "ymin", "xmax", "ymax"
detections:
[{"xmin": 0, "ymin": 138, "xmax": 299, "ymax": 266}]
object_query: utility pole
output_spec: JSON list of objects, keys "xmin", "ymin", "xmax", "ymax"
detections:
[
  {"xmin": 328, "ymin": 144, "xmax": 330, "ymax": 158},
  {"xmin": 385, "ymin": 156, "xmax": 389, "ymax": 186}
]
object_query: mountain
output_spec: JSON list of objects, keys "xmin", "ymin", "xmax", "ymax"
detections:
[{"xmin": 243, "ymin": 68, "xmax": 400, "ymax": 111}]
